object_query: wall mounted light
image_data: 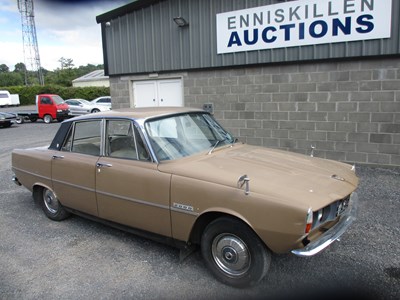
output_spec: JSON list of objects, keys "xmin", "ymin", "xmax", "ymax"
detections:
[{"xmin": 173, "ymin": 17, "xmax": 189, "ymax": 27}]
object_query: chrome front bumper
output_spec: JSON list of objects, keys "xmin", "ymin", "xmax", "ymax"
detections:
[{"xmin": 291, "ymin": 192, "xmax": 358, "ymax": 257}]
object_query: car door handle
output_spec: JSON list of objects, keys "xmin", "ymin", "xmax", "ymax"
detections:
[
  {"xmin": 96, "ymin": 162, "xmax": 112, "ymax": 168},
  {"xmin": 52, "ymin": 155, "xmax": 64, "ymax": 159}
]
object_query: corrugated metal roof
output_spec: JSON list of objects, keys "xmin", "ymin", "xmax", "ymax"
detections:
[{"xmin": 72, "ymin": 70, "xmax": 109, "ymax": 83}]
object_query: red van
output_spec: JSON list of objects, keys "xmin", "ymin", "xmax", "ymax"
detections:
[{"xmin": 16, "ymin": 94, "xmax": 70, "ymax": 124}]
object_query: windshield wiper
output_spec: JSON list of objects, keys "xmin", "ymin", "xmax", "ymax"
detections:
[{"xmin": 208, "ymin": 140, "xmax": 221, "ymax": 155}]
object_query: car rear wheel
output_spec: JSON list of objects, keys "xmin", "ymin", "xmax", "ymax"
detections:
[
  {"xmin": 40, "ymin": 187, "xmax": 70, "ymax": 221},
  {"xmin": 91, "ymin": 108, "xmax": 100, "ymax": 113},
  {"xmin": 201, "ymin": 217, "xmax": 271, "ymax": 287},
  {"xmin": 16, "ymin": 117, "xmax": 24, "ymax": 124},
  {"xmin": 43, "ymin": 114, "xmax": 53, "ymax": 124}
]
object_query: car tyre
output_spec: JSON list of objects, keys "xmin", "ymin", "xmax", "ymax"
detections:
[
  {"xmin": 201, "ymin": 217, "xmax": 271, "ymax": 287},
  {"xmin": 40, "ymin": 187, "xmax": 70, "ymax": 221},
  {"xmin": 43, "ymin": 114, "xmax": 53, "ymax": 124},
  {"xmin": 16, "ymin": 117, "xmax": 24, "ymax": 124},
  {"xmin": 91, "ymin": 108, "xmax": 100, "ymax": 113}
]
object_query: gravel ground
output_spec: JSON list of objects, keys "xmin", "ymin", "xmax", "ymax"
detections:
[{"xmin": 0, "ymin": 109, "xmax": 399, "ymax": 299}]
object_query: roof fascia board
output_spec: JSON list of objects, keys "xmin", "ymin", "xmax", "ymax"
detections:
[{"xmin": 96, "ymin": 0, "xmax": 164, "ymax": 23}]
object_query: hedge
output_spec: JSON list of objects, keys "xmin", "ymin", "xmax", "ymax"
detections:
[{"xmin": 1, "ymin": 85, "xmax": 110, "ymax": 106}]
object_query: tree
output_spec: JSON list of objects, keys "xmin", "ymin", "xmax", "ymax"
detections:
[
  {"xmin": 14, "ymin": 62, "xmax": 26, "ymax": 73},
  {"xmin": 0, "ymin": 72, "xmax": 24, "ymax": 86},
  {"xmin": 0, "ymin": 64, "xmax": 10, "ymax": 73},
  {"xmin": 58, "ymin": 57, "xmax": 74, "ymax": 70}
]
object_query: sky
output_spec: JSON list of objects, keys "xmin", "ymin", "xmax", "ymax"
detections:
[{"xmin": 0, "ymin": 0, "xmax": 131, "ymax": 71}]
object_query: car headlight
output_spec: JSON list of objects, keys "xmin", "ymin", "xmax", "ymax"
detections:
[
  {"xmin": 57, "ymin": 109, "xmax": 62, "ymax": 112},
  {"xmin": 310, "ymin": 195, "xmax": 351, "ymax": 231}
]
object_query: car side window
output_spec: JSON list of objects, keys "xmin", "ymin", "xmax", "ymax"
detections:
[
  {"xmin": 40, "ymin": 97, "xmax": 52, "ymax": 105},
  {"xmin": 68, "ymin": 100, "xmax": 79, "ymax": 106},
  {"xmin": 106, "ymin": 119, "xmax": 150, "ymax": 161},
  {"xmin": 62, "ymin": 120, "xmax": 101, "ymax": 156},
  {"xmin": 99, "ymin": 98, "xmax": 110, "ymax": 103}
]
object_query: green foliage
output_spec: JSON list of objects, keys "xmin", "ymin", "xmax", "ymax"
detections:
[
  {"xmin": 4, "ymin": 85, "xmax": 110, "ymax": 106},
  {"xmin": 0, "ymin": 59, "xmax": 109, "ymax": 105},
  {"xmin": 0, "ymin": 60, "xmax": 104, "ymax": 87},
  {"xmin": 0, "ymin": 64, "xmax": 10, "ymax": 73},
  {"xmin": 0, "ymin": 57, "xmax": 110, "ymax": 105},
  {"xmin": 0, "ymin": 72, "xmax": 24, "ymax": 86}
]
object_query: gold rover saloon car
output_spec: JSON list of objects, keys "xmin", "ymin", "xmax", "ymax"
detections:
[{"xmin": 12, "ymin": 107, "xmax": 358, "ymax": 287}]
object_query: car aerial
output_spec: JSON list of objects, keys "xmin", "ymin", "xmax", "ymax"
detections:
[
  {"xmin": 65, "ymin": 99, "xmax": 111, "ymax": 116},
  {"xmin": 0, "ymin": 111, "xmax": 17, "ymax": 128},
  {"xmin": 90, "ymin": 96, "xmax": 111, "ymax": 108},
  {"xmin": 11, "ymin": 107, "xmax": 358, "ymax": 287}
]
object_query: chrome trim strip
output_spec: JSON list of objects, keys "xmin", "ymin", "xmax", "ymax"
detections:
[
  {"xmin": 291, "ymin": 192, "xmax": 358, "ymax": 257},
  {"xmin": 12, "ymin": 167, "xmax": 50, "ymax": 181},
  {"xmin": 96, "ymin": 190, "xmax": 170, "ymax": 211},
  {"xmin": 52, "ymin": 179, "xmax": 95, "ymax": 193}
]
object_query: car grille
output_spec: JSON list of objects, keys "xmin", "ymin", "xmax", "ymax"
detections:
[{"xmin": 312, "ymin": 194, "xmax": 351, "ymax": 229}]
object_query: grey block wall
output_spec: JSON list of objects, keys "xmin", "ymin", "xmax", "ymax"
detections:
[{"xmin": 110, "ymin": 56, "xmax": 400, "ymax": 167}]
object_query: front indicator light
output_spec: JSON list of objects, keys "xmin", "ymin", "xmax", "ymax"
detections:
[{"xmin": 305, "ymin": 208, "xmax": 313, "ymax": 233}]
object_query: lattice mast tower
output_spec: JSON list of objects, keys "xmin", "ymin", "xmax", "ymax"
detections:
[{"xmin": 18, "ymin": 0, "xmax": 44, "ymax": 85}]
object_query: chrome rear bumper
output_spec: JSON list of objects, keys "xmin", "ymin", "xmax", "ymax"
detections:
[
  {"xmin": 12, "ymin": 174, "xmax": 22, "ymax": 186},
  {"xmin": 291, "ymin": 192, "xmax": 358, "ymax": 257}
]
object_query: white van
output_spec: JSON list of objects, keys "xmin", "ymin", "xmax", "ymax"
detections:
[{"xmin": 0, "ymin": 90, "xmax": 20, "ymax": 106}]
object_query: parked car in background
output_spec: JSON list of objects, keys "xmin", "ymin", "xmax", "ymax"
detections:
[
  {"xmin": 0, "ymin": 111, "xmax": 17, "ymax": 128},
  {"xmin": 65, "ymin": 99, "xmax": 111, "ymax": 116},
  {"xmin": 91, "ymin": 96, "xmax": 111, "ymax": 108},
  {"xmin": 11, "ymin": 107, "xmax": 358, "ymax": 287}
]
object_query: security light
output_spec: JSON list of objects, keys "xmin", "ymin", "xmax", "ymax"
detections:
[{"xmin": 173, "ymin": 17, "xmax": 189, "ymax": 27}]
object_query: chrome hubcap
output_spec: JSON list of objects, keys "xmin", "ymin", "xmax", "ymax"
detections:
[
  {"xmin": 211, "ymin": 233, "xmax": 250, "ymax": 277},
  {"xmin": 43, "ymin": 189, "xmax": 59, "ymax": 214}
]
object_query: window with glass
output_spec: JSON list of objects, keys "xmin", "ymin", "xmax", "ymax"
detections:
[
  {"xmin": 145, "ymin": 113, "xmax": 235, "ymax": 161},
  {"xmin": 62, "ymin": 120, "xmax": 101, "ymax": 156},
  {"xmin": 106, "ymin": 119, "xmax": 150, "ymax": 161}
]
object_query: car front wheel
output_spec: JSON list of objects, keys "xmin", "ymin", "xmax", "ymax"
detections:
[
  {"xmin": 91, "ymin": 108, "xmax": 100, "ymax": 113},
  {"xmin": 201, "ymin": 217, "xmax": 271, "ymax": 287},
  {"xmin": 40, "ymin": 187, "xmax": 70, "ymax": 221},
  {"xmin": 43, "ymin": 114, "xmax": 53, "ymax": 124}
]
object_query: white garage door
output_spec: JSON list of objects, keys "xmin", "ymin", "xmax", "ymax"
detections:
[{"xmin": 133, "ymin": 79, "xmax": 183, "ymax": 108}]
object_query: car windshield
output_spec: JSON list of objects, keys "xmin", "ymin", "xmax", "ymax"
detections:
[
  {"xmin": 145, "ymin": 112, "xmax": 235, "ymax": 161},
  {"xmin": 52, "ymin": 95, "xmax": 65, "ymax": 105},
  {"xmin": 80, "ymin": 100, "xmax": 91, "ymax": 105}
]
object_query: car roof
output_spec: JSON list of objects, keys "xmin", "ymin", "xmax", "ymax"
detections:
[{"xmin": 66, "ymin": 107, "xmax": 205, "ymax": 122}]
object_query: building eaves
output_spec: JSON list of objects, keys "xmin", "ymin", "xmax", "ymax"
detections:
[{"xmin": 96, "ymin": 0, "xmax": 164, "ymax": 23}]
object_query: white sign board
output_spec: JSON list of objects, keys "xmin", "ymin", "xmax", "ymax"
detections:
[{"xmin": 217, "ymin": 0, "xmax": 392, "ymax": 54}]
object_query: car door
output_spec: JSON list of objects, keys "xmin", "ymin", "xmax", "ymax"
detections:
[
  {"xmin": 95, "ymin": 119, "xmax": 172, "ymax": 237},
  {"xmin": 51, "ymin": 120, "xmax": 101, "ymax": 216},
  {"xmin": 39, "ymin": 96, "xmax": 53, "ymax": 118},
  {"xmin": 67, "ymin": 100, "xmax": 86, "ymax": 115}
]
